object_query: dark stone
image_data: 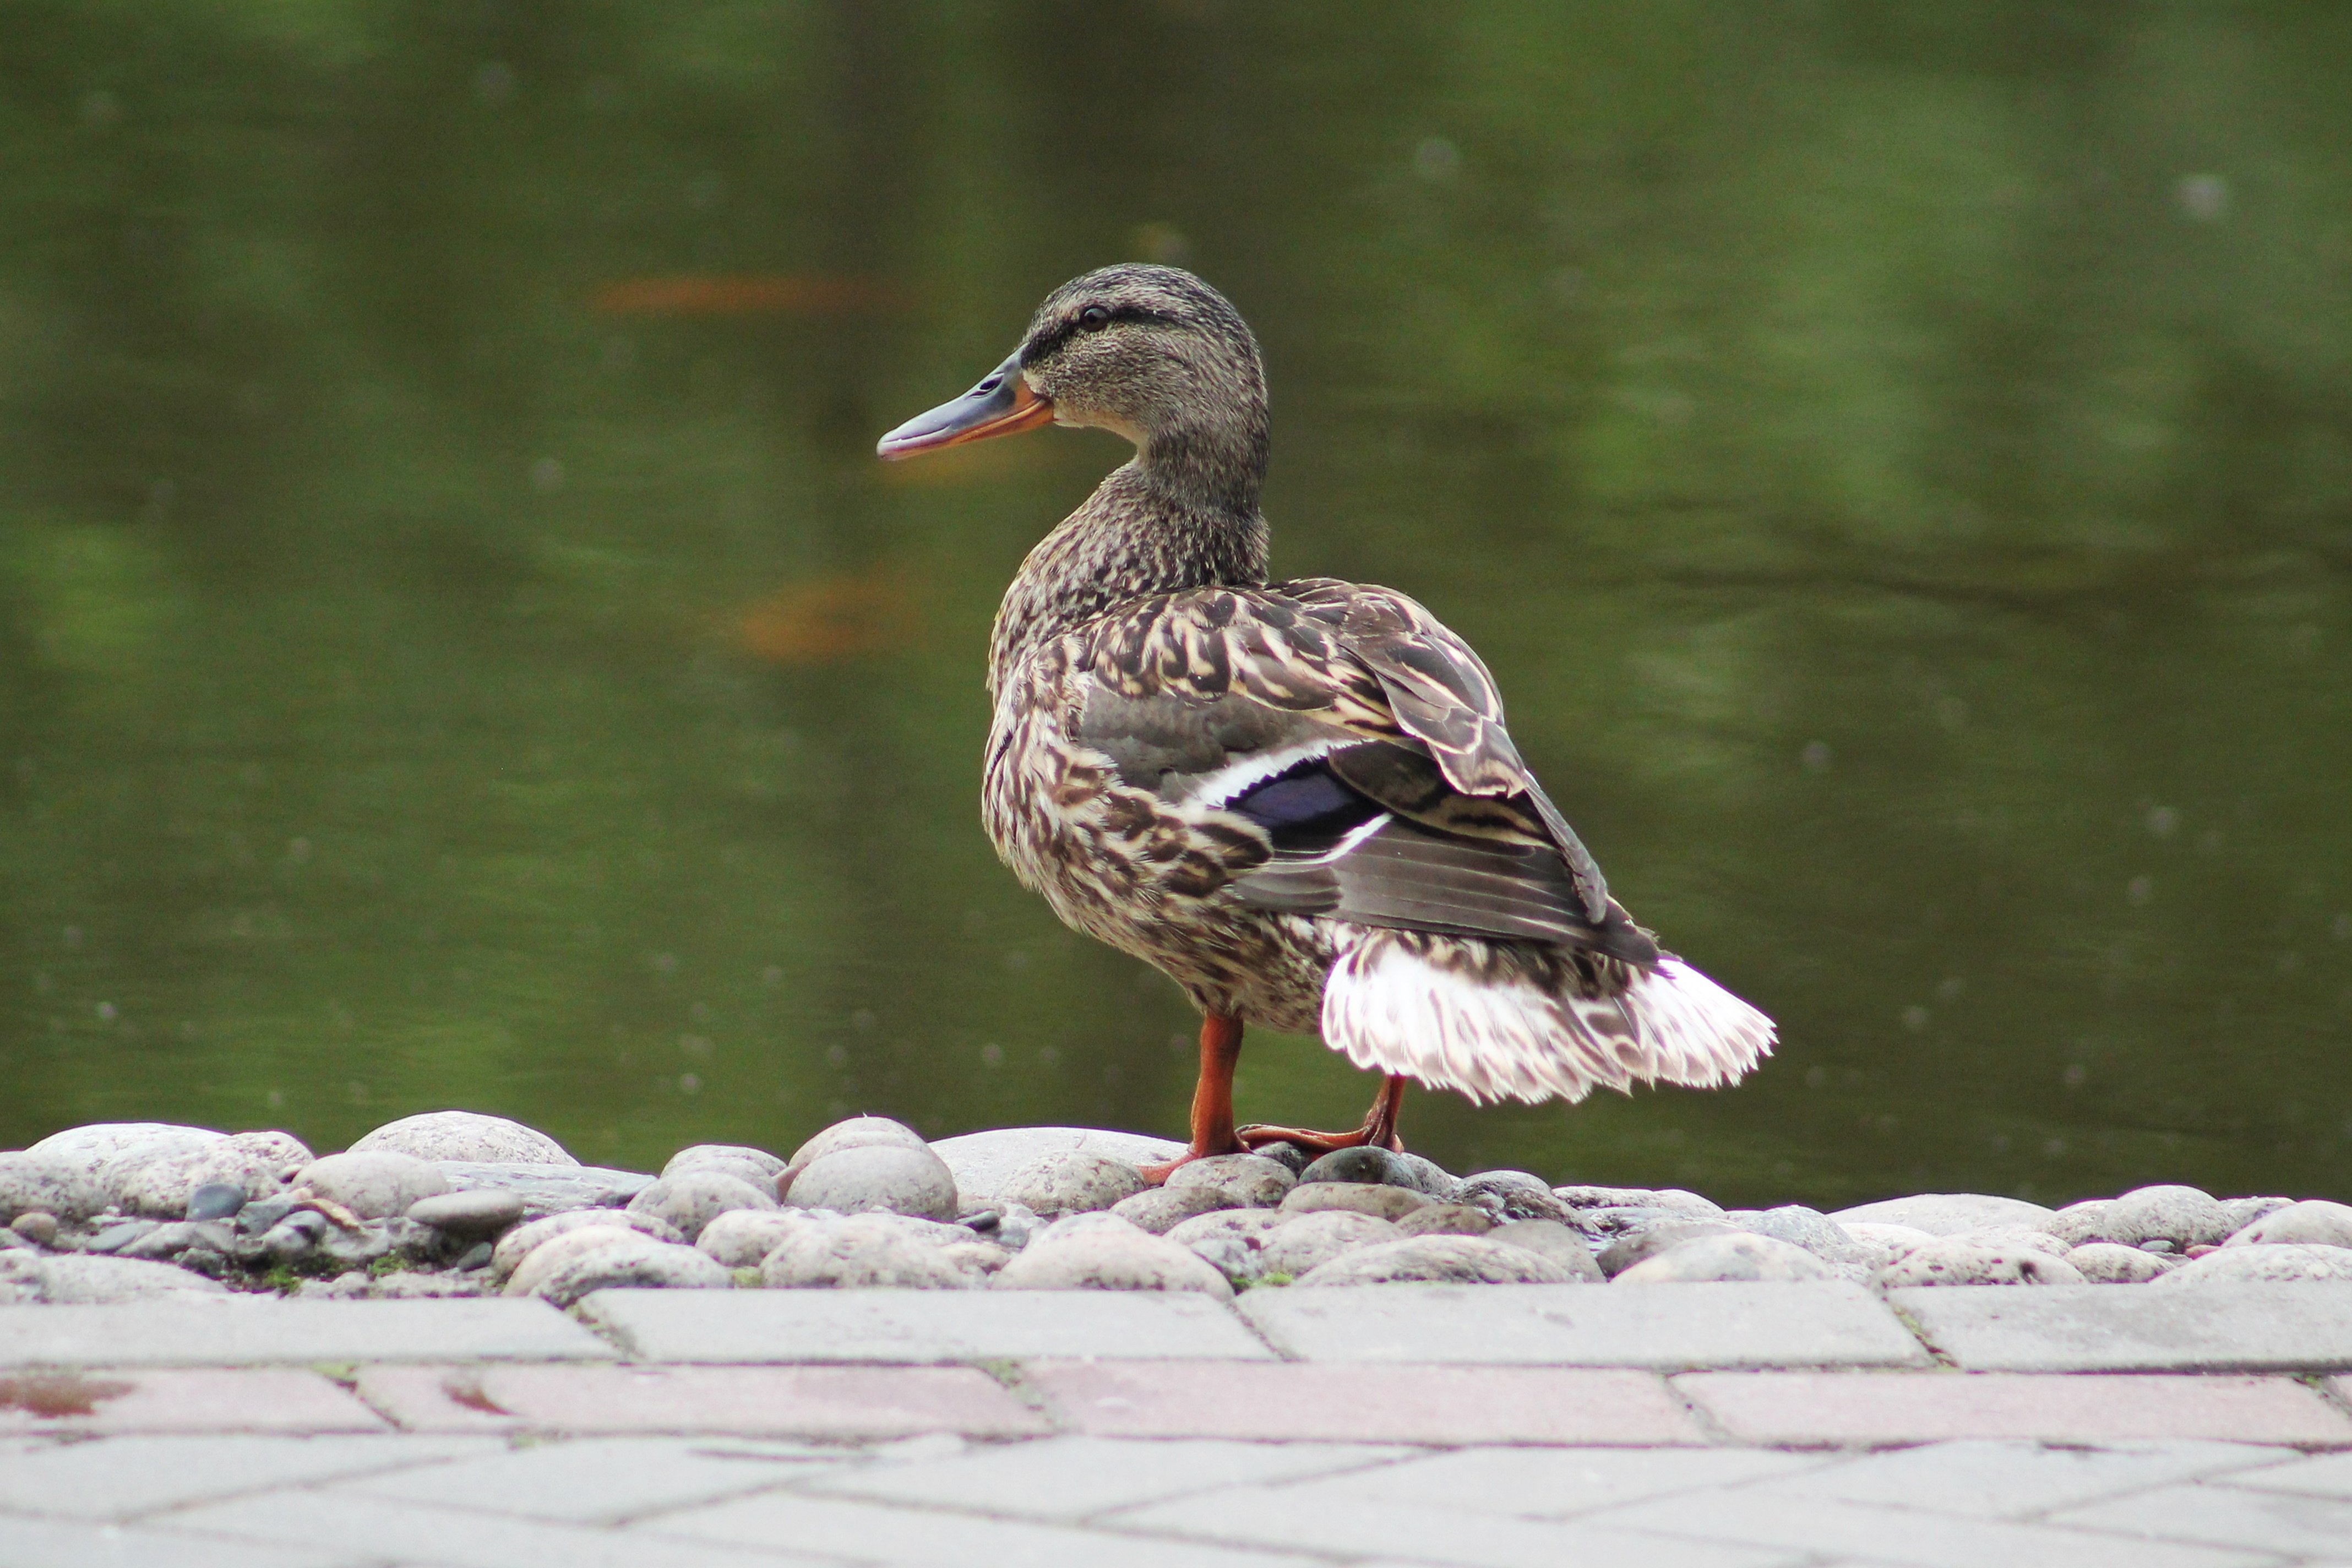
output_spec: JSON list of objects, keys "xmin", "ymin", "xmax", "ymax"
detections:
[
  {"xmin": 453, "ymin": 1240, "xmax": 494, "ymax": 1271},
  {"xmin": 237, "ymin": 1196, "xmax": 300, "ymax": 1235},
  {"xmin": 84, "ymin": 1221, "xmax": 161, "ymax": 1256},
  {"xmin": 1596, "ymin": 1218, "xmax": 1745, "ymax": 1277},
  {"xmin": 186, "ymin": 1183, "xmax": 247, "ymax": 1222},
  {"xmin": 959, "ymin": 1210, "xmax": 1001, "ymax": 1233},
  {"xmin": 1458, "ymin": 1172, "xmax": 1572, "ymax": 1224},
  {"xmin": 1251, "ymin": 1142, "xmax": 1315, "ymax": 1177},
  {"xmin": 1298, "ymin": 1147, "xmax": 1436, "ymax": 1193}
]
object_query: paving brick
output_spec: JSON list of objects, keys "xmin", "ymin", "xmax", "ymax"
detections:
[
  {"xmin": 800, "ymin": 1434, "xmax": 1406, "ymax": 1519},
  {"xmin": 649, "ymin": 1488, "xmax": 1386, "ymax": 1567},
  {"xmin": 2051, "ymin": 1481, "xmax": 2352, "ymax": 1556},
  {"xmin": 1239, "ymin": 1282, "xmax": 1929, "ymax": 1368},
  {"xmin": 1677, "ymin": 1371, "xmax": 2352, "ymax": 1446},
  {"xmin": 1244, "ymin": 1447, "xmax": 1826, "ymax": 1519},
  {"xmin": 1892, "ymin": 1282, "xmax": 2352, "ymax": 1373},
  {"xmin": 1025, "ymin": 1360, "xmax": 1708, "ymax": 1443},
  {"xmin": 0, "ymin": 1369, "xmax": 385, "ymax": 1435},
  {"xmin": 163, "ymin": 1488, "xmax": 842, "ymax": 1567},
  {"xmin": 355, "ymin": 1362, "xmax": 1050, "ymax": 1438},
  {"xmin": 1751, "ymin": 1438, "xmax": 2302, "ymax": 1518},
  {"xmin": 0, "ymin": 1433, "xmax": 495, "ymax": 1520},
  {"xmin": 1588, "ymin": 1488, "xmax": 2268, "ymax": 1568},
  {"xmin": 0, "ymin": 1299, "xmax": 614, "ymax": 1369},
  {"xmin": 0, "ymin": 1512, "xmax": 367, "ymax": 1568},
  {"xmin": 353, "ymin": 1364, "xmax": 532, "ymax": 1433},
  {"xmin": 337, "ymin": 1436, "xmax": 841, "ymax": 1524},
  {"xmin": 580, "ymin": 1285, "xmax": 1274, "ymax": 1362},
  {"xmin": 1104, "ymin": 1484, "xmax": 1802, "ymax": 1568},
  {"xmin": 2213, "ymin": 1447, "xmax": 2352, "ymax": 1500}
]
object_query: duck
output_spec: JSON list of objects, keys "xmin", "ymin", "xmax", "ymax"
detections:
[{"xmin": 877, "ymin": 264, "xmax": 1773, "ymax": 1177}]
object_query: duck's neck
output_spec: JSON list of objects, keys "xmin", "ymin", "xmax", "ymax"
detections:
[{"xmin": 989, "ymin": 455, "xmax": 1268, "ymax": 698}]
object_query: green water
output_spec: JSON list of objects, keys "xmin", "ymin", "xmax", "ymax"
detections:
[{"xmin": 3, "ymin": 3, "xmax": 2348, "ymax": 1207}]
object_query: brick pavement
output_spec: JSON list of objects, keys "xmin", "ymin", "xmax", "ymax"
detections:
[{"xmin": 1, "ymin": 1282, "xmax": 2349, "ymax": 1566}]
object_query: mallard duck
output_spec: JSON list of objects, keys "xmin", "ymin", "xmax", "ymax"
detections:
[{"xmin": 878, "ymin": 264, "xmax": 1773, "ymax": 1176}]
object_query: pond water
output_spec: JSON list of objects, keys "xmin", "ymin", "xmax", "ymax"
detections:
[{"xmin": 3, "ymin": 4, "xmax": 2348, "ymax": 1207}]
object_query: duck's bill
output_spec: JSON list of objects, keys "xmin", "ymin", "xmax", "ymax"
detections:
[{"xmin": 875, "ymin": 352, "xmax": 1054, "ymax": 459}]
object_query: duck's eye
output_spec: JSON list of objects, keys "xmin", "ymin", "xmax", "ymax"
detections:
[{"xmin": 1077, "ymin": 305, "xmax": 1111, "ymax": 331}]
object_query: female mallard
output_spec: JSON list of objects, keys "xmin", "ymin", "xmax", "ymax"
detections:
[{"xmin": 879, "ymin": 264, "xmax": 1773, "ymax": 1175}]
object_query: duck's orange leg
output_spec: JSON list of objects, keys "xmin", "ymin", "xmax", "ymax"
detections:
[
  {"xmin": 1139, "ymin": 1013, "xmax": 1246, "ymax": 1184},
  {"xmin": 1237, "ymin": 1074, "xmax": 1408, "ymax": 1156}
]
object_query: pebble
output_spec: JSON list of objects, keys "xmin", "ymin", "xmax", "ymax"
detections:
[
  {"xmin": 316, "ymin": 1222, "xmax": 396, "ymax": 1268},
  {"xmin": 1724, "ymin": 1205, "xmax": 1864, "ymax": 1267},
  {"xmin": 118, "ymin": 1221, "xmax": 236, "ymax": 1262},
  {"xmin": 1839, "ymin": 1222, "xmax": 1938, "ymax": 1270},
  {"xmin": 406, "ymin": 1189, "xmax": 529, "ymax": 1238},
  {"xmin": 2151, "ymin": 1242, "xmax": 2352, "ymax": 1286},
  {"xmin": 761, "ymin": 1215, "xmax": 984, "ymax": 1289},
  {"xmin": 1278, "ymin": 1182, "xmax": 1430, "ymax": 1223},
  {"xmin": 783, "ymin": 1144, "xmax": 958, "ymax": 1221},
  {"xmin": 504, "ymin": 1226, "xmax": 662, "ymax": 1297},
  {"xmin": 2044, "ymin": 1200, "xmax": 2113, "ymax": 1248},
  {"xmin": 433, "ymin": 1162, "xmax": 657, "ymax": 1216},
  {"xmin": 84, "ymin": 1220, "xmax": 163, "ymax": 1255},
  {"xmin": 1109, "ymin": 1185, "xmax": 1236, "ymax": 1235},
  {"xmin": 2222, "ymin": 1199, "xmax": 2352, "ymax": 1250},
  {"xmin": 1163, "ymin": 1153, "xmax": 1294, "ymax": 1208},
  {"xmin": 2218, "ymin": 1195, "xmax": 2294, "ymax": 1233},
  {"xmin": 236, "ymin": 1196, "xmax": 301, "ymax": 1235},
  {"xmin": 929, "ymin": 1126, "xmax": 1184, "ymax": 1210},
  {"xmin": 186, "ymin": 1183, "xmax": 248, "ymax": 1222},
  {"xmin": 993, "ymin": 1213, "xmax": 1233, "ymax": 1297},
  {"xmin": 1297, "ymin": 1146, "xmax": 1455, "ymax": 1197},
  {"xmin": 1261, "ymin": 1210, "xmax": 1401, "ymax": 1278},
  {"xmin": 0, "ymin": 1153, "xmax": 105, "ymax": 1224},
  {"xmin": 1878, "ymin": 1240, "xmax": 2088, "ymax": 1287},
  {"xmin": 297, "ymin": 1151, "xmax": 451, "ymax": 1219},
  {"xmin": 29, "ymin": 1122, "xmax": 218, "ymax": 1173},
  {"xmin": 698, "ymin": 1208, "xmax": 824, "ymax": 1268},
  {"xmin": 1165, "ymin": 1208, "xmax": 1288, "ymax": 1251},
  {"xmin": 489, "ymin": 1210, "xmax": 685, "ymax": 1284},
  {"xmin": 995, "ymin": 1150, "xmax": 1149, "ymax": 1219},
  {"xmin": 9, "ymin": 1211, "xmax": 59, "ymax": 1246},
  {"xmin": 1186, "ymin": 1232, "xmax": 1269, "ymax": 1285},
  {"xmin": 1298, "ymin": 1235, "xmax": 1574, "ymax": 1287},
  {"xmin": 665, "ymin": 1144, "xmax": 789, "ymax": 1182},
  {"xmin": 453, "ymin": 1242, "xmax": 493, "ymax": 1271},
  {"xmin": 1596, "ymin": 1219, "xmax": 1745, "ymax": 1277},
  {"xmin": 95, "ymin": 1130, "xmax": 226, "ymax": 1217},
  {"xmin": 524, "ymin": 1235, "xmax": 732, "ymax": 1306},
  {"xmin": 1247, "ymin": 1141, "xmax": 1315, "ymax": 1176},
  {"xmin": 1395, "ymin": 1203, "xmax": 1499, "ymax": 1238},
  {"xmin": 2068, "ymin": 1242, "xmax": 2182, "ymax": 1283},
  {"xmin": 1946, "ymin": 1225, "xmax": 2075, "ymax": 1261},
  {"xmin": 1614, "ymin": 1233, "xmax": 1838, "ymax": 1284},
  {"xmin": 1487, "ymin": 1220, "xmax": 1605, "ymax": 1282},
  {"xmin": 0, "ymin": 1251, "xmax": 227, "ymax": 1302},
  {"xmin": 1554, "ymin": 1185, "xmax": 1724, "ymax": 1218},
  {"xmin": 787, "ymin": 1116, "xmax": 927, "ymax": 1170},
  {"xmin": 626, "ymin": 1170, "xmax": 777, "ymax": 1243},
  {"xmin": 350, "ymin": 1111, "xmax": 578, "ymax": 1167},
  {"xmin": 1457, "ymin": 1172, "xmax": 1572, "ymax": 1223},
  {"xmin": 2098, "ymin": 1185, "xmax": 2234, "ymax": 1250},
  {"xmin": 1826, "ymin": 1193, "xmax": 2056, "ymax": 1237}
]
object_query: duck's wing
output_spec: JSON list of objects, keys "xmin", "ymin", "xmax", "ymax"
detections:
[{"xmin": 1069, "ymin": 579, "xmax": 1657, "ymax": 966}]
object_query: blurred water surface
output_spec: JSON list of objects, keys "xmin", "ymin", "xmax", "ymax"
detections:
[{"xmin": 2, "ymin": 3, "xmax": 2348, "ymax": 1205}]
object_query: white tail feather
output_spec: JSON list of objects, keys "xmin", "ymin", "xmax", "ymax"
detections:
[{"xmin": 1320, "ymin": 939, "xmax": 1774, "ymax": 1106}]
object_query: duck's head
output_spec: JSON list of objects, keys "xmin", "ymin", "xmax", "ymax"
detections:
[{"xmin": 878, "ymin": 264, "xmax": 1267, "ymax": 510}]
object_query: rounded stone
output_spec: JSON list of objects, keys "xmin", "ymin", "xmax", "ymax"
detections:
[
  {"xmin": 1488, "ymin": 1219, "xmax": 1605, "ymax": 1282},
  {"xmin": 1841, "ymin": 1223, "xmax": 1939, "ymax": 1271},
  {"xmin": 489, "ymin": 1209, "xmax": 683, "ymax": 1284},
  {"xmin": 296, "ymin": 1152, "xmax": 451, "ymax": 1220},
  {"xmin": 0, "ymin": 1152, "xmax": 106, "ymax": 1224},
  {"xmin": 1278, "ymin": 1182, "xmax": 1430, "ymax": 1223},
  {"xmin": 1948, "ymin": 1225, "xmax": 2074, "ymax": 1260},
  {"xmin": 783, "ymin": 1144, "xmax": 957, "ymax": 1221},
  {"xmin": 1187, "ymin": 1232, "xmax": 1270, "ymax": 1286},
  {"xmin": 1877, "ymin": 1240, "xmax": 2088, "ymax": 1287},
  {"xmin": 929, "ymin": 1127, "xmax": 1184, "ymax": 1210},
  {"xmin": 406, "ymin": 1189, "xmax": 529, "ymax": 1238},
  {"xmin": 118, "ymin": 1133, "xmax": 307, "ymax": 1218},
  {"xmin": 2044, "ymin": 1201, "xmax": 2113, "ymax": 1248},
  {"xmin": 627, "ymin": 1170, "xmax": 777, "ymax": 1243},
  {"xmin": 698, "ymin": 1208, "xmax": 825, "ymax": 1268},
  {"xmin": 1596, "ymin": 1219, "xmax": 1745, "ymax": 1277},
  {"xmin": 761, "ymin": 1216, "xmax": 983, "ymax": 1289},
  {"xmin": 1248, "ymin": 1141, "xmax": 1315, "ymax": 1177},
  {"xmin": 2100, "ymin": 1185, "xmax": 2234, "ymax": 1250},
  {"xmin": 185, "ymin": 1183, "xmax": 247, "ymax": 1222},
  {"xmin": 350, "ymin": 1112, "xmax": 578, "ymax": 1167},
  {"xmin": 2218, "ymin": 1196, "xmax": 2294, "ymax": 1233},
  {"xmin": 1163, "ymin": 1153, "xmax": 1294, "ymax": 1209},
  {"xmin": 28, "ymin": 1123, "xmax": 220, "ymax": 1179},
  {"xmin": 0, "ymin": 1251, "xmax": 228, "ymax": 1302},
  {"xmin": 1261, "ymin": 1210, "xmax": 1401, "ymax": 1278},
  {"xmin": 1110, "ymin": 1185, "xmax": 1236, "ymax": 1235},
  {"xmin": 503, "ymin": 1225, "xmax": 658, "ymax": 1297},
  {"xmin": 1297, "ymin": 1146, "xmax": 1452, "ymax": 1196},
  {"xmin": 9, "ymin": 1212, "xmax": 59, "ymax": 1247},
  {"xmin": 1614, "ymin": 1233, "xmax": 1839, "ymax": 1284},
  {"xmin": 1724, "ymin": 1205, "xmax": 1864, "ymax": 1266},
  {"xmin": 2223, "ymin": 1199, "xmax": 2352, "ymax": 1250},
  {"xmin": 2151, "ymin": 1242, "xmax": 2352, "ymax": 1286},
  {"xmin": 1826, "ymin": 1193, "xmax": 2056, "ymax": 1237},
  {"xmin": 993, "ymin": 1215, "xmax": 1233, "ymax": 1297},
  {"xmin": 1554, "ymin": 1185, "xmax": 1725, "ymax": 1219},
  {"xmin": 996, "ymin": 1151, "xmax": 1149, "ymax": 1219},
  {"xmin": 780, "ymin": 1118, "xmax": 928, "ymax": 1196},
  {"xmin": 1458, "ymin": 1172, "xmax": 1572, "ymax": 1224},
  {"xmin": 1396, "ymin": 1203, "xmax": 1500, "ymax": 1238},
  {"xmin": 524, "ymin": 1235, "xmax": 732, "ymax": 1306},
  {"xmin": 1299, "ymin": 1234, "xmax": 1574, "ymax": 1287},
  {"xmin": 664, "ymin": 1144, "xmax": 788, "ymax": 1181},
  {"xmin": 97, "ymin": 1131, "xmax": 228, "ymax": 1217},
  {"xmin": 941, "ymin": 1240, "xmax": 1012, "ymax": 1277},
  {"xmin": 1165, "ymin": 1207, "xmax": 1287, "ymax": 1251},
  {"xmin": 2068, "ymin": 1242, "xmax": 2182, "ymax": 1283}
]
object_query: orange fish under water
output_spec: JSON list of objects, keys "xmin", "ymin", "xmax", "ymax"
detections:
[
  {"xmin": 733, "ymin": 571, "xmax": 921, "ymax": 663},
  {"xmin": 594, "ymin": 275, "xmax": 905, "ymax": 317}
]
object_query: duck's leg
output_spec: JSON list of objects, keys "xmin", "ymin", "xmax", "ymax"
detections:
[
  {"xmin": 1235, "ymin": 1074, "xmax": 1408, "ymax": 1156},
  {"xmin": 1138, "ymin": 1012, "xmax": 1246, "ymax": 1183}
]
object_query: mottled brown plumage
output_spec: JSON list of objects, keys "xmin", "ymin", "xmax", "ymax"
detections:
[{"xmin": 880, "ymin": 264, "xmax": 1773, "ymax": 1167}]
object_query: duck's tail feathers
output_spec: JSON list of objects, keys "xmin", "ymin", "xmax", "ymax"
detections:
[{"xmin": 1318, "ymin": 928, "xmax": 1774, "ymax": 1106}]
